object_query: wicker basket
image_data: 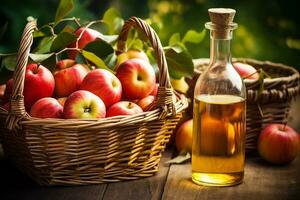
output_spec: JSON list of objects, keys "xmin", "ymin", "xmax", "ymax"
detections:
[
  {"xmin": 0, "ymin": 17, "xmax": 188, "ymax": 185},
  {"xmin": 186, "ymin": 58, "xmax": 300, "ymax": 152}
]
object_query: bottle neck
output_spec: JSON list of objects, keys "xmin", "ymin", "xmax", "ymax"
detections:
[{"xmin": 210, "ymin": 37, "xmax": 232, "ymax": 65}]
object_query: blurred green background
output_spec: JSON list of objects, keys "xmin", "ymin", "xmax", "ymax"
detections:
[{"xmin": 1, "ymin": 0, "xmax": 299, "ymax": 71}]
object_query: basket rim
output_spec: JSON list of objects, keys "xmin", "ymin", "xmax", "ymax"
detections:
[
  {"xmin": 0, "ymin": 92, "xmax": 188, "ymax": 129},
  {"xmin": 193, "ymin": 57, "xmax": 300, "ymax": 84}
]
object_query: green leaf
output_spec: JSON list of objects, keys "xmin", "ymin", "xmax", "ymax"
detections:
[
  {"xmin": 83, "ymin": 39, "xmax": 114, "ymax": 59},
  {"xmin": 169, "ymin": 33, "xmax": 181, "ymax": 46},
  {"xmin": 29, "ymin": 53, "xmax": 55, "ymax": 63},
  {"xmin": 61, "ymin": 25, "xmax": 76, "ymax": 33},
  {"xmin": 50, "ymin": 32, "xmax": 77, "ymax": 52},
  {"xmin": 182, "ymin": 29, "xmax": 206, "ymax": 44},
  {"xmin": 34, "ymin": 36, "xmax": 55, "ymax": 54},
  {"xmin": 75, "ymin": 53, "xmax": 87, "ymax": 65},
  {"xmin": 104, "ymin": 53, "xmax": 117, "ymax": 69},
  {"xmin": 165, "ymin": 152, "xmax": 191, "ymax": 164},
  {"xmin": 82, "ymin": 50, "xmax": 112, "ymax": 72},
  {"xmin": 0, "ymin": 67, "xmax": 13, "ymax": 84},
  {"xmin": 164, "ymin": 45, "xmax": 194, "ymax": 79},
  {"xmin": 102, "ymin": 8, "xmax": 124, "ymax": 35},
  {"xmin": 150, "ymin": 21, "xmax": 162, "ymax": 34},
  {"xmin": 1, "ymin": 55, "xmax": 17, "ymax": 71},
  {"xmin": 33, "ymin": 30, "xmax": 46, "ymax": 38},
  {"xmin": 129, "ymin": 39, "xmax": 144, "ymax": 51},
  {"xmin": 88, "ymin": 24, "xmax": 118, "ymax": 43},
  {"xmin": 99, "ymin": 34, "xmax": 119, "ymax": 44},
  {"xmin": 40, "ymin": 54, "xmax": 57, "ymax": 71},
  {"xmin": 55, "ymin": 0, "xmax": 74, "ymax": 23}
]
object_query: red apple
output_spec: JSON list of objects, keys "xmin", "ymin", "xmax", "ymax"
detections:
[
  {"xmin": 57, "ymin": 97, "xmax": 67, "ymax": 106},
  {"xmin": 175, "ymin": 119, "xmax": 193, "ymax": 153},
  {"xmin": 80, "ymin": 69, "xmax": 122, "ymax": 108},
  {"xmin": 24, "ymin": 64, "xmax": 55, "ymax": 110},
  {"xmin": 233, "ymin": 62, "xmax": 259, "ymax": 80},
  {"xmin": 106, "ymin": 101, "xmax": 143, "ymax": 117},
  {"xmin": 63, "ymin": 90, "xmax": 106, "ymax": 119},
  {"xmin": 54, "ymin": 60, "xmax": 88, "ymax": 97},
  {"xmin": 68, "ymin": 27, "xmax": 102, "ymax": 59},
  {"xmin": 116, "ymin": 50, "xmax": 150, "ymax": 68},
  {"xmin": 5, "ymin": 64, "xmax": 55, "ymax": 111},
  {"xmin": 171, "ymin": 77, "xmax": 189, "ymax": 94},
  {"xmin": 137, "ymin": 95, "xmax": 155, "ymax": 111},
  {"xmin": 150, "ymin": 83, "xmax": 159, "ymax": 96},
  {"xmin": 30, "ymin": 97, "xmax": 63, "ymax": 118},
  {"xmin": 258, "ymin": 124, "xmax": 300, "ymax": 165},
  {"xmin": 56, "ymin": 59, "xmax": 76, "ymax": 70},
  {"xmin": 116, "ymin": 58, "xmax": 156, "ymax": 99}
]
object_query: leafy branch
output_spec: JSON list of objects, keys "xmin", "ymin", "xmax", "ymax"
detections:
[{"xmin": 0, "ymin": 0, "xmax": 207, "ymax": 83}]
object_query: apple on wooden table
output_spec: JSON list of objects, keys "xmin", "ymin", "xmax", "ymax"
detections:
[
  {"xmin": 80, "ymin": 69, "xmax": 122, "ymax": 108},
  {"xmin": 63, "ymin": 90, "xmax": 106, "ymax": 119},
  {"xmin": 30, "ymin": 97, "xmax": 63, "ymax": 118},
  {"xmin": 175, "ymin": 119, "xmax": 193, "ymax": 153},
  {"xmin": 258, "ymin": 124, "xmax": 300, "ymax": 165},
  {"xmin": 54, "ymin": 59, "xmax": 88, "ymax": 97},
  {"xmin": 116, "ymin": 58, "xmax": 156, "ymax": 100}
]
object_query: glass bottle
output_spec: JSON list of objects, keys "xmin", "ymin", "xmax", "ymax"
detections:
[{"xmin": 192, "ymin": 8, "xmax": 246, "ymax": 186}]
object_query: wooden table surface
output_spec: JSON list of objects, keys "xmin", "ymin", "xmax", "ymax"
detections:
[
  {"xmin": 1, "ymin": 96, "xmax": 300, "ymax": 200},
  {"xmin": 0, "ymin": 147, "xmax": 299, "ymax": 200}
]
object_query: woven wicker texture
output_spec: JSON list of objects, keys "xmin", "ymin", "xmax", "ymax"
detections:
[
  {"xmin": 0, "ymin": 17, "xmax": 188, "ymax": 185},
  {"xmin": 187, "ymin": 58, "xmax": 300, "ymax": 152}
]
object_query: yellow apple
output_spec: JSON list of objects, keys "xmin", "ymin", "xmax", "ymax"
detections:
[
  {"xmin": 170, "ymin": 77, "xmax": 189, "ymax": 94},
  {"xmin": 116, "ymin": 50, "xmax": 149, "ymax": 68}
]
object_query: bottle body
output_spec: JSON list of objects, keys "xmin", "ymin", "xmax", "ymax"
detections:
[
  {"xmin": 192, "ymin": 22, "xmax": 246, "ymax": 186},
  {"xmin": 192, "ymin": 94, "xmax": 246, "ymax": 186}
]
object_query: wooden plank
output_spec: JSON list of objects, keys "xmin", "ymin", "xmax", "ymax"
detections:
[
  {"xmin": 161, "ymin": 153, "xmax": 300, "ymax": 200},
  {"xmin": 0, "ymin": 146, "xmax": 107, "ymax": 200},
  {"xmin": 102, "ymin": 149, "xmax": 173, "ymax": 200}
]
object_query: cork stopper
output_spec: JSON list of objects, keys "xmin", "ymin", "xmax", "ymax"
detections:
[{"xmin": 206, "ymin": 8, "xmax": 237, "ymax": 39}]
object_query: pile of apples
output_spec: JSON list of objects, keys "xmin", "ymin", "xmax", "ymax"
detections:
[{"xmin": 0, "ymin": 28, "xmax": 159, "ymax": 119}]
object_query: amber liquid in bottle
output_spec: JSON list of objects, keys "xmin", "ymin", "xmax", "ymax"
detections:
[
  {"xmin": 192, "ymin": 8, "xmax": 246, "ymax": 186},
  {"xmin": 192, "ymin": 94, "xmax": 246, "ymax": 186}
]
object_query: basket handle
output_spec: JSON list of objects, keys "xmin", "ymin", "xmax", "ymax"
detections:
[
  {"xmin": 6, "ymin": 20, "xmax": 37, "ymax": 130},
  {"xmin": 117, "ymin": 17, "xmax": 176, "ymax": 117}
]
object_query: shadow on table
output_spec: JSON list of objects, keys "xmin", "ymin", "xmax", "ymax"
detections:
[{"xmin": 0, "ymin": 150, "xmax": 103, "ymax": 200}]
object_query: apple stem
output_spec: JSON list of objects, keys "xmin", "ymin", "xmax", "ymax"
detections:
[
  {"xmin": 128, "ymin": 102, "xmax": 133, "ymax": 109},
  {"xmin": 84, "ymin": 108, "xmax": 91, "ymax": 113},
  {"xmin": 33, "ymin": 64, "xmax": 40, "ymax": 74}
]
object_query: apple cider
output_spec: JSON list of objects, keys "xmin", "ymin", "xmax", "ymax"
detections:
[{"xmin": 192, "ymin": 94, "xmax": 246, "ymax": 186}]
